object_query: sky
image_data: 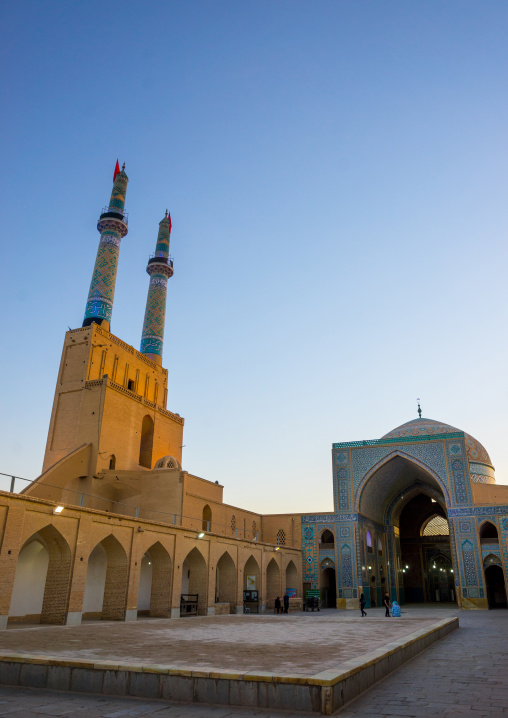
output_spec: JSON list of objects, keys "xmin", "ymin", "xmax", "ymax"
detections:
[{"xmin": 1, "ymin": 1, "xmax": 507, "ymax": 514}]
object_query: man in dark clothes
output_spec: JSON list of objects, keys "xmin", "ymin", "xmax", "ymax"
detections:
[
  {"xmin": 283, "ymin": 593, "xmax": 289, "ymax": 614},
  {"xmin": 383, "ymin": 592, "xmax": 391, "ymax": 617},
  {"xmin": 275, "ymin": 596, "xmax": 281, "ymax": 614}
]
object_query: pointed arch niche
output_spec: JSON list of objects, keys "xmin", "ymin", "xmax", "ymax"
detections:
[
  {"xmin": 8, "ymin": 525, "xmax": 72, "ymax": 625},
  {"xmin": 137, "ymin": 542, "xmax": 173, "ymax": 617},
  {"xmin": 83, "ymin": 535, "xmax": 129, "ymax": 620}
]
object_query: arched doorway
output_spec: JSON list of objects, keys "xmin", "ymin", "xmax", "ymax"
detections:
[
  {"xmin": 357, "ymin": 453, "xmax": 454, "ymax": 606},
  {"xmin": 181, "ymin": 547, "xmax": 207, "ymax": 616},
  {"xmin": 8, "ymin": 525, "xmax": 72, "ymax": 625},
  {"xmin": 285, "ymin": 560, "xmax": 298, "ymax": 595},
  {"xmin": 83, "ymin": 535, "xmax": 129, "ymax": 620},
  {"xmin": 266, "ymin": 558, "xmax": 280, "ymax": 610},
  {"xmin": 399, "ymin": 495, "xmax": 455, "ymax": 604},
  {"xmin": 484, "ymin": 564, "xmax": 507, "ymax": 608},
  {"xmin": 215, "ymin": 551, "xmax": 236, "ymax": 613},
  {"xmin": 320, "ymin": 563, "xmax": 336, "ymax": 608},
  {"xmin": 137, "ymin": 542, "xmax": 172, "ymax": 617}
]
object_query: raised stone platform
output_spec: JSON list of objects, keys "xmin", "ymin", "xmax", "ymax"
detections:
[{"xmin": 0, "ymin": 609, "xmax": 458, "ymax": 715}]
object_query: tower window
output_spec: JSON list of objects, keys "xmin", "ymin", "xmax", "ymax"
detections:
[
  {"xmin": 139, "ymin": 415, "xmax": 154, "ymax": 468},
  {"xmin": 366, "ymin": 531, "xmax": 373, "ymax": 553},
  {"xmin": 127, "ymin": 379, "xmax": 135, "ymax": 392},
  {"xmin": 277, "ymin": 529, "xmax": 286, "ymax": 546},
  {"xmin": 109, "ymin": 455, "xmax": 116, "ymax": 470}
]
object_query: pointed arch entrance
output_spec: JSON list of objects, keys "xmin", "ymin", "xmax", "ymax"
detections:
[
  {"xmin": 215, "ymin": 551, "xmax": 236, "ymax": 612},
  {"xmin": 357, "ymin": 453, "xmax": 455, "ymax": 606},
  {"xmin": 137, "ymin": 542, "xmax": 173, "ymax": 617},
  {"xmin": 8, "ymin": 525, "xmax": 72, "ymax": 625},
  {"xmin": 83, "ymin": 535, "xmax": 129, "ymax": 620},
  {"xmin": 266, "ymin": 558, "xmax": 280, "ymax": 610},
  {"xmin": 181, "ymin": 547, "xmax": 207, "ymax": 616}
]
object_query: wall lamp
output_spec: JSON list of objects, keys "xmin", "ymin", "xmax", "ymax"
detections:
[
  {"xmin": 197, "ymin": 532, "xmax": 205, "ymax": 539},
  {"xmin": 53, "ymin": 506, "xmax": 64, "ymax": 514}
]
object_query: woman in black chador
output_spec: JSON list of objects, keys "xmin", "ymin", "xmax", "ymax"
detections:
[{"xmin": 359, "ymin": 593, "xmax": 367, "ymax": 617}]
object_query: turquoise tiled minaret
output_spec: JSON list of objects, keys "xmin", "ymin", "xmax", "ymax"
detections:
[
  {"xmin": 140, "ymin": 211, "xmax": 174, "ymax": 365},
  {"xmin": 82, "ymin": 162, "xmax": 129, "ymax": 331}
]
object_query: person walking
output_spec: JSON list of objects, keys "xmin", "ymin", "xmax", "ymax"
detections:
[
  {"xmin": 275, "ymin": 596, "xmax": 281, "ymax": 614},
  {"xmin": 359, "ymin": 593, "xmax": 367, "ymax": 617},
  {"xmin": 383, "ymin": 592, "xmax": 391, "ymax": 617},
  {"xmin": 283, "ymin": 592, "xmax": 289, "ymax": 614}
]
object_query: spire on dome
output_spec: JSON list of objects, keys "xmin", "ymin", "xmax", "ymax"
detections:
[{"xmin": 417, "ymin": 398, "xmax": 422, "ymax": 419}]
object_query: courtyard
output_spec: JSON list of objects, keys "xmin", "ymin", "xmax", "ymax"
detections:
[{"xmin": 0, "ymin": 607, "xmax": 452, "ymax": 676}]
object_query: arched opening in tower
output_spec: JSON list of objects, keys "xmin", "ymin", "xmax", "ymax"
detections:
[{"xmin": 139, "ymin": 415, "xmax": 154, "ymax": 468}]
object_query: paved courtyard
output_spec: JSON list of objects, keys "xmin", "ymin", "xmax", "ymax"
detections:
[
  {"xmin": 0, "ymin": 608, "xmax": 446, "ymax": 676},
  {"xmin": 0, "ymin": 606, "xmax": 507, "ymax": 716}
]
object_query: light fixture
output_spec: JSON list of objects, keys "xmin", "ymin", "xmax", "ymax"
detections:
[
  {"xmin": 148, "ymin": 561, "xmax": 151, "ymax": 565},
  {"xmin": 431, "ymin": 498, "xmax": 436, "ymax": 503},
  {"xmin": 451, "ymin": 569, "xmax": 454, "ymax": 573},
  {"xmin": 402, "ymin": 569, "xmax": 406, "ymax": 573},
  {"xmin": 368, "ymin": 565, "xmax": 372, "ymax": 570},
  {"xmin": 197, "ymin": 532, "xmax": 205, "ymax": 539},
  {"xmin": 53, "ymin": 506, "xmax": 64, "ymax": 514},
  {"xmin": 433, "ymin": 564, "xmax": 437, "ymax": 569},
  {"xmin": 275, "ymin": 546, "xmax": 280, "ymax": 551},
  {"xmin": 405, "ymin": 565, "xmax": 409, "ymax": 569}
]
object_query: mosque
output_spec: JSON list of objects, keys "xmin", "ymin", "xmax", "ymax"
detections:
[{"xmin": 0, "ymin": 164, "xmax": 507, "ymax": 628}]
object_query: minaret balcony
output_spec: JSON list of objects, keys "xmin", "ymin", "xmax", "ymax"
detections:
[{"xmin": 100, "ymin": 207, "xmax": 129, "ymax": 225}]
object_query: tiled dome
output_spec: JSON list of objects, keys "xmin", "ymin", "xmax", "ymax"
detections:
[{"xmin": 382, "ymin": 418, "xmax": 492, "ymax": 466}]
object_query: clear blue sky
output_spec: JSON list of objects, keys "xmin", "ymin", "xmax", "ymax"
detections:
[{"xmin": 1, "ymin": 1, "xmax": 507, "ymax": 512}]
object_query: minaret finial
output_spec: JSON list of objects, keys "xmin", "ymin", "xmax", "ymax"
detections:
[
  {"xmin": 140, "ymin": 210, "xmax": 174, "ymax": 364},
  {"xmin": 122, "ymin": 162, "xmax": 125, "ymax": 171},
  {"xmin": 417, "ymin": 398, "xmax": 422, "ymax": 419},
  {"xmin": 82, "ymin": 164, "xmax": 129, "ymax": 331}
]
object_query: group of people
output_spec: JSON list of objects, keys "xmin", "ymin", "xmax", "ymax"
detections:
[
  {"xmin": 274, "ymin": 594, "xmax": 290, "ymax": 614},
  {"xmin": 359, "ymin": 592, "xmax": 392, "ymax": 617}
]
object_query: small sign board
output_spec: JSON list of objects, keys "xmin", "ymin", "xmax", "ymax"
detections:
[
  {"xmin": 306, "ymin": 589, "xmax": 321, "ymax": 598},
  {"xmin": 286, "ymin": 588, "xmax": 297, "ymax": 597}
]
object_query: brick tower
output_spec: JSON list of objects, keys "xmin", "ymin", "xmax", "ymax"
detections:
[
  {"xmin": 140, "ymin": 211, "xmax": 174, "ymax": 365},
  {"xmin": 83, "ymin": 161, "xmax": 129, "ymax": 331}
]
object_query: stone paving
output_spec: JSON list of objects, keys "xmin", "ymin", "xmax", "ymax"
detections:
[
  {"xmin": 339, "ymin": 607, "xmax": 508, "ymax": 717},
  {"xmin": 0, "ymin": 606, "xmax": 507, "ymax": 716},
  {"xmin": 1, "ymin": 609, "xmax": 443, "ymax": 676}
]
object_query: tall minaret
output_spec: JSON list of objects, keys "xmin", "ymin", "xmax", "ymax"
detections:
[
  {"xmin": 82, "ymin": 161, "xmax": 129, "ymax": 331},
  {"xmin": 140, "ymin": 210, "xmax": 174, "ymax": 365}
]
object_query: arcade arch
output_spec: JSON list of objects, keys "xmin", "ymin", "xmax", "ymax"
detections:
[
  {"xmin": 137, "ymin": 542, "xmax": 172, "ymax": 617},
  {"xmin": 181, "ymin": 547, "xmax": 207, "ymax": 615},
  {"xmin": 244, "ymin": 555, "xmax": 260, "ymax": 591},
  {"xmin": 285, "ymin": 559, "xmax": 298, "ymax": 593},
  {"xmin": 8, "ymin": 525, "xmax": 72, "ymax": 625},
  {"xmin": 266, "ymin": 558, "xmax": 280, "ymax": 609},
  {"xmin": 83, "ymin": 534, "xmax": 129, "ymax": 620},
  {"xmin": 215, "ymin": 551, "xmax": 236, "ymax": 612}
]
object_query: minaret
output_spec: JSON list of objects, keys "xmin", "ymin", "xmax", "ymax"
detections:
[
  {"xmin": 140, "ymin": 210, "xmax": 174, "ymax": 365},
  {"xmin": 82, "ymin": 161, "xmax": 129, "ymax": 331}
]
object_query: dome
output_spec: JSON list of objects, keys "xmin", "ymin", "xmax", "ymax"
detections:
[
  {"xmin": 153, "ymin": 455, "xmax": 182, "ymax": 471},
  {"xmin": 382, "ymin": 418, "xmax": 492, "ymax": 466}
]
